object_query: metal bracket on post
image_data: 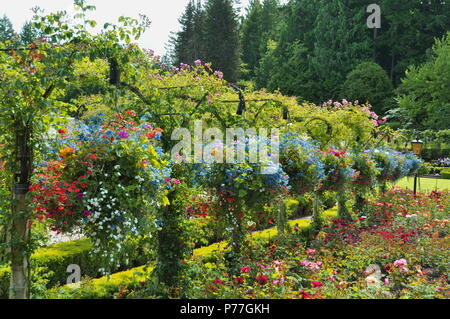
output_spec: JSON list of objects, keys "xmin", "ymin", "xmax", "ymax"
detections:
[
  {"xmin": 13, "ymin": 183, "xmax": 30, "ymax": 195},
  {"xmin": 230, "ymin": 84, "xmax": 246, "ymax": 115}
]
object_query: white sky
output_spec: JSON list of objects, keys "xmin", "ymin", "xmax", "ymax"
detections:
[{"xmin": 0, "ymin": 0, "xmax": 258, "ymax": 56}]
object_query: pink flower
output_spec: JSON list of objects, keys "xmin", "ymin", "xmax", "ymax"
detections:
[
  {"xmin": 306, "ymin": 248, "xmax": 316, "ymax": 255},
  {"xmin": 384, "ymin": 277, "xmax": 390, "ymax": 286},
  {"xmin": 393, "ymin": 259, "xmax": 408, "ymax": 268},
  {"xmin": 83, "ymin": 210, "xmax": 90, "ymax": 217},
  {"xmin": 173, "ymin": 179, "xmax": 181, "ymax": 185},
  {"xmin": 240, "ymin": 266, "xmax": 250, "ymax": 273},
  {"xmin": 311, "ymin": 281, "xmax": 323, "ymax": 288},
  {"xmin": 194, "ymin": 59, "xmax": 202, "ymax": 66},
  {"xmin": 214, "ymin": 279, "xmax": 223, "ymax": 285}
]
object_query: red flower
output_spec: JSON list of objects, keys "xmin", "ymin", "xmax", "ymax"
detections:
[
  {"xmin": 256, "ymin": 274, "xmax": 268, "ymax": 285},
  {"xmin": 299, "ymin": 289, "xmax": 312, "ymax": 299},
  {"xmin": 213, "ymin": 279, "xmax": 223, "ymax": 285},
  {"xmin": 311, "ymin": 281, "xmax": 323, "ymax": 288},
  {"xmin": 234, "ymin": 276, "xmax": 244, "ymax": 284}
]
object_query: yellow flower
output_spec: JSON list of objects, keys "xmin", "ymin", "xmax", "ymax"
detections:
[
  {"xmin": 137, "ymin": 160, "xmax": 148, "ymax": 169},
  {"xmin": 59, "ymin": 147, "xmax": 75, "ymax": 159},
  {"xmin": 162, "ymin": 196, "xmax": 170, "ymax": 206},
  {"xmin": 211, "ymin": 148, "xmax": 219, "ymax": 157}
]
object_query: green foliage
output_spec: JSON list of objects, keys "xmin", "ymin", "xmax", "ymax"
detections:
[
  {"xmin": 310, "ymin": 0, "xmax": 371, "ymax": 101},
  {"xmin": 203, "ymin": 0, "xmax": 240, "ymax": 82},
  {"xmin": 341, "ymin": 62, "xmax": 394, "ymax": 115},
  {"xmin": 0, "ymin": 239, "xmax": 92, "ymax": 298},
  {"xmin": 170, "ymin": 0, "xmax": 205, "ymax": 66},
  {"xmin": 396, "ymin": 33, "xmax": 450, "ymax": 131},
  {"xmin": 0, "ymin": 15, "xmax": 15, "ymax": 42},
  {"xmin": 441, "ymin": 169, "xmax": 450, "ymax": 179}
]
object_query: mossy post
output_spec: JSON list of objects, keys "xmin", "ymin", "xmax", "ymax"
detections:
[
  {"xmin": 9, "ymin": 126, "xmax": 32, "ymax": 299},
  {"xmin": 337, "ymin": 190, "xmax": 351, "ymax": 220},
  {"xmin": 155, "ymin": 186, "xmax": 190, "ymax": 297},
  {"xmin": 310, "ymin": 192, "xmax": 323, "ymax": 236},
  {"xmin": 277, "ymin": 199, "xmax": 286, "ymax": 241},
  {"xmin": 354, "ymin": 194, "xmax": 366, "ymax": 215}
]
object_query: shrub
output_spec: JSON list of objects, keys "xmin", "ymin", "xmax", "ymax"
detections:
[
  {"xmin": 441, "ymin": 169, "xmax": 450, "ymax": 179},
  {"xmin": 0, "ymin": 236, "xmax": 151, "ymax": 298},
  {"xmin": 341, "ymin": 61, "xmax": 394, "ymax": 115}
]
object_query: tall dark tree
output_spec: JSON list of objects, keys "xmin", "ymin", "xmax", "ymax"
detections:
[
  {"xmin": 171, "ymin": 0, "xmax": 205, "ymax": 65},
  {"xmin": 241, "ymin": 0, "xmax": 263, "ymax": 78},
  {"xmin": 204, "ymin": 0, "xmax": 240, "ymax": 82},
  {"xmin": 0, "ymin": 15, "xmax": 15, "ymax": 43},
  {"xmin": 241, "ymin": 0, "xmax": 279, "ymax": 79},
  {"xmin": 377, "ymin": 0, "xmax": 450, "ymax": 85},
  {"xmin": 311, "ymin": 0, "xmax": 371, "ymax": 101}
]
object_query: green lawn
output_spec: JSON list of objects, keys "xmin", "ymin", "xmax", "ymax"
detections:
[{"xmin": 392, "ymin": 176, "xmax": 450, "ymax": 191}]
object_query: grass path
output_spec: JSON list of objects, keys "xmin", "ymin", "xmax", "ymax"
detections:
[
  {"xmin": 392, "ymin": 176, "xmax": 450, "ymax": 191},
  {"xmin": 58, "ymin": 207, "xmax": 337, "ymax": 297}
]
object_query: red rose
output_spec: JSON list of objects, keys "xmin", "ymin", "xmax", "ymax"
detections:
[
  {"xmin": 256, "ymin": 274, "xmax": 268, "ymax": 285},
  {"xmin": 311, "ymin": 281, "xmax": 323, "ymax": 288}
]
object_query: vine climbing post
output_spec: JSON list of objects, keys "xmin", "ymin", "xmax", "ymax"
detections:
[
  {"xmin": 337, "ymin": 190, "xmax": 351, "ymax": 220},
  {"xmin": 9, "ymin": 123, "xmax": 33, "ymax": 299},
  {"xmin": 277, "ymin": 200, "xmax": 286, "ymax": 241}
]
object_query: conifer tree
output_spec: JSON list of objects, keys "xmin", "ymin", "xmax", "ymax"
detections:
[
  {"xmin": 204, "ymin": 0, "xmax": 240, "ymax": 82},
  {"xmin": 0, "ymin": 15, "xmax": 15, "ymax": 43}
]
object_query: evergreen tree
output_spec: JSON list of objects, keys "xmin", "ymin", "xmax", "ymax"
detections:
[
  {"xmin": 19, "ymin": 21, "xmax": 43, "ymax": 46},
  {"xmin": 0, "ymin": 15, "xmax": 15, "ymax": 43},
  {"xmin": 377, "ymin": 0, "xmax": 450, "ymax": 85},
  {"xmin": 241, "ymin": 0, "xmax": 263, "ymax": 78},
  {"xmin": 204, "ymin": 0, "xmax": 240, "ymax": 82},
  {"xmin": 241, "ymin": 0, "xmax": 280, "ymax": 79},
  {"xmin": 172, "ymin": 0, "xmax": 205, "ymax": 65},
  {"xmin": 310, "ymin": 0, "xmax": 371, "ymax": 102}
]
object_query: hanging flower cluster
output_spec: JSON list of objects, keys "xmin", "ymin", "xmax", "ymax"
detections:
[
  {"xmin": 30, "ymin": 111, "xmax": 170, "ymax": 271},
  {"xmin": 279, "ymin": 133, "xmax": 325, "ymax": 194},
  {"xmin": 363, "ymin": 148, "xmax": 422, "ymax": 184},
  {"xmin": 196, "ymin": 137, "xmax": 289, "ymax": 261},
  {"xmin": 349, "ymin": 152, "xmax": 380, "ymax": 195},
  {"xmin": 318, "ymin": 150, "xmax": 355, "ymax": 193}
]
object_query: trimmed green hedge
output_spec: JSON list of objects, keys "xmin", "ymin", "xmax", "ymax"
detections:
[
  {"xmin": 0, "ymin": 238, "xmax": 93, "ymax": 298},
  {"xmin": 441, "ymin": 169, "xmax": 450, "ymax": 179},
  {"xmin": 0, "ymin": 233, "xmax": 155, "ymax": 298}
]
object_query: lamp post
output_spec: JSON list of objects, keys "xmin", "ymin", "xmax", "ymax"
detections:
[{"xmin": 411, "ymin": 134, "xmax": 424, "ymax": 195}]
